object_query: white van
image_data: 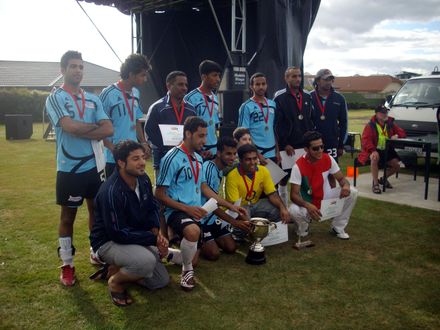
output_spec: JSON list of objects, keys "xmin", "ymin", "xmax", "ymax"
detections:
[{"xmin": 388, "ymin": 67, "xmax": 440, "ymax": 155}]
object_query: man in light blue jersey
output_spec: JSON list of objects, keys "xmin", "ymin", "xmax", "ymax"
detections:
[
  {"xmin": 155, "ymin": 117, "xmax": 246, "ymax": 291},
  {"xmin": 184, "ymin": 60, "xmax": 222, "ymax": 160},
  {"xmin": 200, "ymin": 137, "xmax": 251, "ymax": 261},
  {"xmin": 238, "ymin": 72, "xmax": 279, "ymax": 164},
  {"xmin": 45, "ymin": 50, "xmax": 113, "ymax": 286},
  {"xmin": 100, "ymin": 54, "xmax": 151, "ymax": 175}
]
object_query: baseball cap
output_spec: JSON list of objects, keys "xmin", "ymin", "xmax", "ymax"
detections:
[
  {"xmin": 375, "ymin": 105, "xmax": 388, "ymax": 114},
  {"xmin": 315, "ymin": 69, "xmax": 335, "ymax": 80}
]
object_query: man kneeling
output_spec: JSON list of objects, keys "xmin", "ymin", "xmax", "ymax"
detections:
[
  {"xmin": 289, "ymin": 131, "xmax": 358, "ymax": 241},
  {"xmin": 90, "ymin": 140, "xmax": 172, "ymax": 307}
]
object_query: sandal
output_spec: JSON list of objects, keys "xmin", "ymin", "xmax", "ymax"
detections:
[
  {"xmin": 372, "ymin": 183, "xmax": 381, "ymax": 194},
  {"xmin": 378, "ymin": 177, "xmax": 393, "ymax": 189},
  {"xmin": 109, "ymin": 289, "xmax": 133, "ymax": 307},
  {"xmin": 89, "ymin": 264, "xmax": 109, "ymax": 281}
]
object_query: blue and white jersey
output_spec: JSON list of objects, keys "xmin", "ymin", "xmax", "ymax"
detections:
[
  {"xmin": 157, "ymin": 146, "xmax": 206, "ymax": 221},
  {"xmin": 184, "ymin": 88, "xmax": 220, "ymax": 154},
  {"xmin": 238, "ymin": 98, "xmax": 277, "ymax": 158},
  {"xmin": 45, "ymin": 88, "xmax": 108, "ymax": 173},
  {"xmin": 200, "ymin": 160, "xmax": 223, "ymax": 225},
  {"xmin": 99, "ymin": 83, "xmax": 143, "ymax": 163}
]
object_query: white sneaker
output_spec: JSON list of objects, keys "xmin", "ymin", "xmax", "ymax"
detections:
[
  {"xmin": 332, "ymin": 228, "xmax": 350, "ymax": 240},
  {"xmin": 90, "ymin": 247, "xmax": 103, "ymax": 265}
]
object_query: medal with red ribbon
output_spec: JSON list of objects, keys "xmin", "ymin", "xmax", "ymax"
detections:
[
  {"xmin": 171, "ymin": 98, "xmax": 185, "ymax": 124},
  {"xmin": 253, "ymin": 96, "xmax": 270, "ymax": 131},
  {"xmin": 117, "ymin": 81, "xmax": 135, "ymax": 122},
  {"xmin": 199, "ymin": 86, "xmax": 214, "ymax": 125},
  {"xmin": 180, "ymin": 143, "xmax": 200, "ymax": 192},
  {"xmin": 61, "ymin": 84, "xmax": 85, "ymax": 119},
  {"xmin": 240, "ymin": 166, "xmax": 256, "ymax": 202},
  {"xmin": 314, "ymin": 90, "xmax": 330, "ymax": 120},
  {"xmin": 290, "ymin": 88, "xmax": 303, "ymax": 120}
]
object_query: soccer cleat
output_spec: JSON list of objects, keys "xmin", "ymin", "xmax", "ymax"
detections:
[
  {"xmin": 60, "ymin": 265, "xmax": 76, "ymax": 286},
  {"xmin": 332, "ymin": 227, "xmax": 350, "ymax": 240},
  {"xmin": 180, "ymin": 270, "xmax": 195, "ymax": 291}
]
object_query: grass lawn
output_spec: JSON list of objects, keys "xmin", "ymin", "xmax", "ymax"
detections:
[{"xmin": 0, "ymin": 120, "xmax": 439, "ymax": 329}]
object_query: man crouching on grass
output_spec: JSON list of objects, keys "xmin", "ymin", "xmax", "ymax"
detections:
[{"xmin": 90, "ymin": 140, "xmax": 180, "ymax": 307}]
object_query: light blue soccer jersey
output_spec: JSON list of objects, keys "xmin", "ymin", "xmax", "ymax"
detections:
[
  {"xmin": 157, "ymin": 146, "xmax": 206, "ymax": 221},
  {"xmin": 100, "ymin": 84, "xmax": 143, "ymax": 163},
  {"xmin": 238, "ymin": 98, "xmax": 277, "ymax": 158},
  {"xmin": 200, "ymin": 160, "xmax": 223, "ymax": 225},
  {"xmin": 45, "ymin": 88, "xmax": 109, "ymax": 173},
  {"xmin": 184, "ymin": 88, "xmax": 220, "ymax": 154}
]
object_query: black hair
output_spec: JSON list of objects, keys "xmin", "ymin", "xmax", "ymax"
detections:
[
  {"xmin": 233, "ymin": 127, "xmax": 251, "ymax": 141},
  {"xmin": 113, "ymin": 140, "xmax": 145, "ymax": 168},
  {"xmin": 249, "ymin": 72, "xmax": 266, "ymax": 86},
  {"xmin": 303, "ymin": 131, "xmax": 323, "ymax": 148},
  {"xmin": 199, "ymin": 60, "xmax": 222, "ymax": 76},
  {"xmin": 183, "ymin": 116, "xmax": 207, "ymax": 137},
  {"xmin": 166, "ymin": 70, "xmax": 187, "ymax": 84},
  {"xmin": 60, "ymin": 50, "xmax": 82, "ymax": 69},
  {"xmin": 285, "ymin": 66, "xmax": 301, "ymax": 76},
  {"xmin": 120, "ymin": 54, "xmax": 150, "ymax": 79},
  {"xmin": 237, "ymin": 143, "xmax": 258, "ymax": 160},
  {"xmin": 217, "ymin": 136, "xmax": 237, "ymax": 152}
]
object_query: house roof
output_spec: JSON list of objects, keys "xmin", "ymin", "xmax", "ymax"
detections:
[
  {"xmin": 0, "ymin": 60, "xmax": 120, "ymax": 88},
  {"xmin": 333, "ymin": 75, "xmax": 402, "ymax": 93}
]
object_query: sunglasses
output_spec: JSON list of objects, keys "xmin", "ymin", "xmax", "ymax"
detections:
[{"xmin": 310, "ymin": 145, "xmax": 324, "ymax": 151}]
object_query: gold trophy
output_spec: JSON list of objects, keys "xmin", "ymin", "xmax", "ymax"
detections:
[{"xmin": 245, "ymin": 217, "xmax": 277, "ymax": 265}]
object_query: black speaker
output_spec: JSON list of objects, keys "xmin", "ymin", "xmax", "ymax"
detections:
[
  {"xmin": 5, "ymin": 114, "xmax": 33, "ymax": 140},
  {"xmin": 220, "ymin": 90, "xmax": 247, "ymax": 126}
]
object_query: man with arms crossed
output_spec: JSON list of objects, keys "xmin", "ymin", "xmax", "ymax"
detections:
[
  {"xmin": 45, "ymin": 50, "xmax": 113, "ymax": 286},
  {"xmin": 155, "ymin": 117, "xmax": 245, "ymax": 291},
  {"xmin": 100, "ymin": 54, "xmax": 151, "ymax": 176},
  {"xmin": 184, "ymin": 60, "xmax": 222, "ymax": 160},
  {"xmin": 289, "ymin": 131, "xmax": 357, "ymax": 241},
  {"xmin": 90, "ymin": 140, "xmax": 172, "ymax": 307},
  {"xmin": 274, "ymin": 66, "xmax": 314, "ymax": 205}
]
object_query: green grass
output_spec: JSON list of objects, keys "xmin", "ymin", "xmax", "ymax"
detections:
[{"xmin": 0, "ymin": 122, "xmax": 439, "ymax": 329}]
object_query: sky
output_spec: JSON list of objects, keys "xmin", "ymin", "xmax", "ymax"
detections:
[{"xmin": 0, "ymin": 0, "xmax": 439, "ymax": 77}]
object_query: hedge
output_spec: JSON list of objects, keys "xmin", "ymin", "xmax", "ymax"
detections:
[{"xmin": 0, "ymin": 88, "xmax": 49, "ymax": 123}]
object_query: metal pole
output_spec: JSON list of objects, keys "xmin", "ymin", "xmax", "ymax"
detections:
[{"xmin": 208, "ymin": 0, "xmax": 233, "ymax": 64}]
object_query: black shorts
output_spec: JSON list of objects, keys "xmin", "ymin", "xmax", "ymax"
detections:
[
  {"xmin": 167, "ymin": 211, "xmax": 201, "ymax": 240},
  {"xmin": 56, "ymin": 168, "xmax": 105, "ymax": 207},
  {"xmin": 201, "ymin": 218, "xmax": 231, "ymax": 243},
  {"xmin": 377, "ymin": 148, "xmax": 400, "ymax": 167}
]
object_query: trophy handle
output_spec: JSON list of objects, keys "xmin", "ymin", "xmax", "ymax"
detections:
[{"xmin": 269, "ymin": 222, "xmax": 277, "ymax": 232}]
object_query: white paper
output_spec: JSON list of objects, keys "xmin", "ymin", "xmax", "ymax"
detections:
[
  {"xmin": 280, "ymin": 149, "xmax": 306, "ymax": 170},
  {"xmin": 159, "ymin": 124, "xmax": 183, "ymax": 146},
  {"xmin": 202, "ymin": 198, "xmax": 218, "ymax": 214},
  {"xmin": 261, "ymin": 222, "xmax": 289, "ymax": 246},
  {"xmin": 319, "ymin": 197, "xmax": 344, "ymax": 221},
  {"xmin": 225, "ymin": 198, "xmax": 241, "ymax": 219},
  {"xmin": 91, "ymin": 140, "xmax": 106, "ymax": 173},
  {"xmin": 264, "ymin": 159, "xmax": 288, "ymax": 185}
]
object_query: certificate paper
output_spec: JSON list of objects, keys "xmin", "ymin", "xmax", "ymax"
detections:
[
  {"xmin": 264, "ymin": 159, "xmax": 288, "ymax": 185},
  {"xmin": 159, "ymin": 124, "xmax": 183, "ymax": 146},
  {"xmin": 261, "ymin": 222, "xmax": 289, "ymax": 246},
  {"xmin": 319, "ymin": 197, "xmax": 344, "ymax": 221},
  {"xmin": 280, "ymin": 149, "xmax": 305, "ymax": 170},
  {"xmin": 91, "ymin": 140, "xmax": 106, "ymax": 173}
]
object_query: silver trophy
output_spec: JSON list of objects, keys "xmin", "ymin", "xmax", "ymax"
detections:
[{"xmin": 245, "ymin": 217, "xmax": 277, "ymax": 265}]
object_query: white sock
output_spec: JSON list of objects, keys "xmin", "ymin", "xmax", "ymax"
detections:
[
  {"xmin": 59, "ymin": 236, "xmax": 73, "ymax": 266},
  {"xmin": 167, "ymin": 248, "xmax": 182, "ymax": 265},
  {"xmin": 180, "ymin": 238, "xmax": 197, "ymax": 272},
  {"xmin": 278, "ymin": 185, "xmax": 288, "ymax": 204}
]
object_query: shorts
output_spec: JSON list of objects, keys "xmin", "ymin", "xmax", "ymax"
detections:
[
  {"xmin": 201, "ymin": 219, "xmax": 231, "ymax": 243},
  {"xmin": 167, "ymin": 211, "xmax": 201, "ymax": 240},
  {"xmin": 56, "ymin": 168, "xmax": 105, "ymax": 207},
  {"xmin": 377, "ymin": 148, "xmax": 400, "ymax": 167}
]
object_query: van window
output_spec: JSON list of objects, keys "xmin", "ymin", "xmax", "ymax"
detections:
[{"xmin": 392, "ymin": 78, "xmax": 440, "ymax": 106}]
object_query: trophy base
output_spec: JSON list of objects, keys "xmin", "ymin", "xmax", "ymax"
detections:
[
  {"xmin": 245, "ymin": 249, "xmax": 266, "ymax": 265},
  {"xmin": 293, "ymin": 240, "xmax": 315, "ymax": 250}
]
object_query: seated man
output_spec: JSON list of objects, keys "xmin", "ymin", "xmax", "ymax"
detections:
[
  {"xmin": 90, "ymin": 140, "xmax": 175, "ymax": 307},
  {"xmin": 289, "ymin": 131, "xmax": 358, "ymax": 240},
  {"xmin": 155, "ymin": 116, "xmax": 245, "ymax": 291},
  {"xmin": 225, "ymin": 144, "xmax": 291, "ymax": 223},
  {"xmin": 358, "ymin": 105, "xmax": 406, "ymax": 194},
  {"xmin": 201, "ymin": 137, "xmax": 251, "ymax": 260}
]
